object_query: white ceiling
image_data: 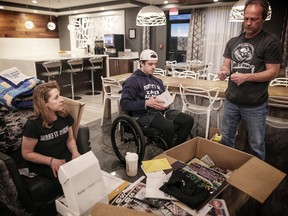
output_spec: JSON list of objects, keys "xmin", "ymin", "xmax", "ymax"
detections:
[{"xmin": 0, "ymin": 0, "xmax": 235, "ymax": 16}]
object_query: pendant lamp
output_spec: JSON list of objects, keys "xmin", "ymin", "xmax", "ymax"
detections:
[
  {"xmin": 229, "ymin": 0, "xmax": 272, "ymax": 22},
  {"xmin": 136, "ymin": 1, "xmax": 166, "ymax": 26},
  {"xmin": 24, "ymin": 0, "xmax": 34, "ymax": 29},
  {"xmin": 47, "ymin": 0, "xmax": 56, "ymax": 30}
]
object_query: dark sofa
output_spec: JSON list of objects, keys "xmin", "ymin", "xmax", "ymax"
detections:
[{"xmin": 0, "ymin": 97, "xmax": 91, "ymax": 215}]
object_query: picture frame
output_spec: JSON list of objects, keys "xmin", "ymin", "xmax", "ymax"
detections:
[{"xmin": 129, "ymin": 28, "xmax": 136, "ymax": 39}]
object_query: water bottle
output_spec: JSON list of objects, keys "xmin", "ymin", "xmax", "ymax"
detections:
[{"xmin": 125, "ymin": 152, "xmax": 138, "ymax": 177}]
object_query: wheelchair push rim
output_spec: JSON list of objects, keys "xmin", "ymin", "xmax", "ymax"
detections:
[{"xmin": 111, "ymin": 115, "xmax": 145, "ymax": 163}]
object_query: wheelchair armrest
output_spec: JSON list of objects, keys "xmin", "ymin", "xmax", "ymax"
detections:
[{"xmin": 76, "ymin": 125, "xmax": 91, "ymax": 154}]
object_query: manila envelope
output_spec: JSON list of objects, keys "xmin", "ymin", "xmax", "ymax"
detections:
[{"xmin": 142, "ymin": 158, "xmax": 172, "ymax": 173}]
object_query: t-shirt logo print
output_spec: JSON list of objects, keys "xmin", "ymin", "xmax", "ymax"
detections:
[
  {"xmin": 143, "ymin": 83, "xmax": 161, "ymax": 100},
  {"xmin": 232, "ymin": 43, "xmax": 255, "ymax": 73}
]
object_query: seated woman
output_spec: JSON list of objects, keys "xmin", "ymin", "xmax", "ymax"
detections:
[{"xmin": 22, "ymin": 81, "xmax": 81, "ymax": 181}]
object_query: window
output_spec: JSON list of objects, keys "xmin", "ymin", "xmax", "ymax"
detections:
[{"xmin": 167, "ymin": 12, "xmax": 191, "ymax": 62}]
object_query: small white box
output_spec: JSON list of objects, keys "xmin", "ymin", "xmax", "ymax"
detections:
[{"xmin": 56, "ymin": 151, "xmax": 108, "ymax": 216}]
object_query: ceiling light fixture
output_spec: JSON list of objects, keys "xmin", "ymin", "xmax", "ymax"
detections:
[
  {"xmin": 24, "ymin": 0, "xmax": 34, "ymax": 30},
  {"xmin": 136, "ymin": 0, "xmax": 166, "ymax": 26},
  {"xmin": 47, "ymin": 0, "xmax": 56, "ymax": 30},
  {"xmin": 229, "ymin": 0, "xmax": 272, "ymax": 22},
  {"xmin": 67, "ymin": 0, "xmax": 75, "ymax": 31}
]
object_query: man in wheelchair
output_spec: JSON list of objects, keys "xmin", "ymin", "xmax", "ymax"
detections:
[{"xmin": 120, "ymin": 49, "xmax": 194, "ymax": 149}]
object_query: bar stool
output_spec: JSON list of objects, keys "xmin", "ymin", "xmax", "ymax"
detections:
[
  {"xmin": 41, "ymin": 60, "xmax": 62, "ymax": 82},
  {"xmin": 62, "ymin": 58, "xmax": 83, "ymax": 100},
  {"xmin": 84, "ymin": 57, "xmax": 103, "ymax": 95}
]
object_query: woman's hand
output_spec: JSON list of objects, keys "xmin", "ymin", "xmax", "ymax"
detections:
[{"xmin": 50, "ymin": 157, "xmax": 66, "ymax": 178}]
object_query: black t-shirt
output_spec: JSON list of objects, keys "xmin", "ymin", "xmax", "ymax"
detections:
[
  {"xmin": 223, "ymin": 30, "xmax": 283, "ymax": 106},
  {"xmin": 23, "ymin": 114, "xmax": 74, "ymax": 160}
]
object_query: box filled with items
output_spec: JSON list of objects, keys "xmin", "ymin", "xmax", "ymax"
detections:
[
  {"xmin": 90, "ymin": 137, "xmax": 285, "ymax": 216},
  {"xmin": 155, "ymin": 137, "xmax": 286, "ymax": 215}
]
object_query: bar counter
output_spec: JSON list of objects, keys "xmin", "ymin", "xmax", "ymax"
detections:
[{"xmin": 0, "ymin": 53, "xmax": 109, "ymax": 97}]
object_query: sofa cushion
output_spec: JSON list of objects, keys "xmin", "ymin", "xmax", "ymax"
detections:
[{"xmin": 0, "ymin": 109, "xmax": 32, "ymax": 153}]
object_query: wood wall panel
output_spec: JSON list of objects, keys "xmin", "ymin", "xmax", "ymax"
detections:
[{"xmin": 0, "ymin": 10, "xmax": 58, "ymax": 38}]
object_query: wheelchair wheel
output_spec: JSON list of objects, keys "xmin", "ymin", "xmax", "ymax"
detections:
[{"xmin": 111, "ymin": 115, "xmax": 145, "ymax": 163}]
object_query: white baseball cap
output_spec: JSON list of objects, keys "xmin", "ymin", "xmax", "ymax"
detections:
[{"xmin": 139, "ymin": 49, "xmax": 158, "ymax": 61}]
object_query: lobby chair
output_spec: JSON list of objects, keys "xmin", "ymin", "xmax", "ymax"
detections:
[
  {"xmin": 101, "ymin": 76, "xmax": 122, "ymax": 127},
  {"xmin": 196, "ymin": 63, "xmax": 212, "ymax": 80},
  {"xmin": 190, "ymin": 59, "xmax": 202, "ymax": 65},
  {"xmin": 62, "ymin": 58, "xmax": 84, "ymax": 100},
  {"xmin": 154, "ymin": 68, "xmax": 166, "ymax": 76},
  {"xmin": 165, "ymin": 60, "xmax": 177, "ymax": 76},
  {"xmin": 269, "ymin": 77, "xmax": 288, "ymax": 87},
  {"xmin": 266, "ymin": 96, "xmax": 288, "ymax": 129},
  {"xmin": 178, "ymin": 70, "xmax": 199, "ymax": 79},
  {"xmin": 180, "ymin": 84, "xmax": 220, "ymax": 139},
  {"xmin": 207, "ymin": 73, "xmax": 217, "ymax": 81},
  {"xmin": 84, "ymin": 57, "xmax": 103, "ymax": 95},
  {"xmin": 41, "ymin": 60, "xmax": 62, "ymax": 82}
]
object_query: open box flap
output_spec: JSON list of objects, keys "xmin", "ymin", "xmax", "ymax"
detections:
[{"xmin": 227, "ymin": 157, "xmax": 286, "ymax": 203}]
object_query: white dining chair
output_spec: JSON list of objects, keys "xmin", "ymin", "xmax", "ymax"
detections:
[
  {"xmin": 269, "ymin": 77, "xmax": 288, "ymax": 87},
  {"xmin": 207, "ymin": 73, "xmax": 218, "ymax": 81},
  {"xmin": 179, "ymin": 84, "xmax": 220, "ymax": 139},
  {"xmin": 154, "ymin": 68, "xmax": 166, "ymax": 76},
  {"xmin": 101, "ymin": 76, "xmax": 122, "ymax": 126},
  {"xmin": 178, "ymin": 70, "xmax": 199, "ymax": 79},
  {"xmin": 266, "ymin": 96, "xmax": 288, "ymax": 129},
  {"xmin": 165, "ymin": 60, "xmax": 177, "ymax": 76},
  {"xmin": 197, "ymin": 62, "xmax": 214, "ymax": 80},
  {"xmin": 190, "ymin": 59, "xmax": 202, "ymax": 65}
]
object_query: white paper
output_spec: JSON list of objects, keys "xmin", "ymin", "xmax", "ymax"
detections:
[
  {"xmin": 101, "ymin": 170, "xmax": 127, "ymax": 194},
  {"xmin": 0, "ymin": 67, "xmax": 31, "ymax": 85},
  {"xmin": 156, "ymin": 90, "xmax": 175, "ymax": 107},
  {"xmin": 145, "ymin": 176, "xmax": 176, "ymax": 200}
]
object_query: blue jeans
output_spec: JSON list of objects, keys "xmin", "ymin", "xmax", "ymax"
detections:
[{"xmin": 221, "ymin": 100, "xmax": 268, "ymax": 160}]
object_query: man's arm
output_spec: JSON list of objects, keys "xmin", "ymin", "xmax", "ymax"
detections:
[
  {"xmin": 230, "ymin": 63, "xmax": 280, "ymax": 85},
  {"xmin": 218, "ymin": 58, "xmax": 231, "ymax": 81}
]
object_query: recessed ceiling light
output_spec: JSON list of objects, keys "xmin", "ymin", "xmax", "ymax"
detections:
[
  {"xmin": 33, "ymin": 10, "xmax": 38, "ymax": 13},
  {"xmin": 73, "ymin": 10, "xmax": 78, "ymax": 13},
  {"xmin": 164, "ymin": 1, "xmax": 168, "ymax": 4},
  {"xmin": 0, "ymin": 6, "xmax": 4, "ymax": 9},
  {"xmin": 101, "ymin": 7, "xmax": 104, "ymax": 10},
  {"xmin": 32, "ymin": 0, "xmax": 37, "ymax": 3},
  {"xmin": 214, "ymin": 0, "xmax": 218, "ymax": 2}
]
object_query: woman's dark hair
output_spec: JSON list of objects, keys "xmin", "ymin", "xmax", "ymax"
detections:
[{"xmin": 245, "ymin": 0, "xmax": 270, "ymax": 20}]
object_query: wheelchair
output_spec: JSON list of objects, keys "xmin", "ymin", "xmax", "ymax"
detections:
[{"xmin": 110, "ymin": 114, "xmax": 170, "ymax": 163}]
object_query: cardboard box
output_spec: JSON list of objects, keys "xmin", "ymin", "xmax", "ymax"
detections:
[
  {"xmin": 91, "ymin": 203, "xmax": 155, "ymax": 216},
  {"xmin": 56, "ymin": 151, "xmax": 108, "ymax": 216},
  {"xmin": 155, "ymin": 137, "xmax": 286, "ymax": 214}
]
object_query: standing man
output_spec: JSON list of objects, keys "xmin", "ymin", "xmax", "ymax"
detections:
[
  {"xmin": 218, "ymin": 0, "xmax": 282, "ymax": 160},
  {"xmin": 120, "ymin": 49, "xmax": 194, "ymax": 148}
]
